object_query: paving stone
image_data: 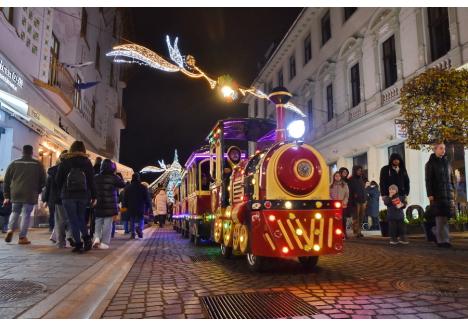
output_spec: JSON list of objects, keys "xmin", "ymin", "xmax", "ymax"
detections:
[{"xmin": 437, "ymin": 311, "xmax": 465, "ymax": 318}]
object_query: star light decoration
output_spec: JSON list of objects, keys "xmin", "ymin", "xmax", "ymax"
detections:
[{"xmin": 106, "ymin": 36, "xmax": 306, "ymax": 118}]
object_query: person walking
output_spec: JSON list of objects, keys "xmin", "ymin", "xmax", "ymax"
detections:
[
  {"xmin": 3, "ymin": 145, "xmax": 46, "ymax": 244},
  {"xmin": 56, "ymin": 141, "xmax": 96, "ymax": 253},
  {"xmin": 154, "ymin": 188, "xmax": 168, "ymax": 228},
  {"xmin": 383, "ymin": 184, "xmax": 408, "ymax": 245},
  {"xmin": 330, "ymin": 171, "xmax": 349, "ymax": 238},
  {"xmin": 380, "ymin": 153, "xmax": 410, "ymax": 198},
  {"xmin": 366, "ymin": 181, "xmax": 380, "ymax": 230},
  {"xmin": 122, "ymin": 173, "xmax": 151, "ymax": 239},
  {"xmin": 43, "ymin": 150, "xmax": 74, "ymax": 248},
  {"xmin": 0, "ymin": 180, "xmax": 12, "ymax": 233},
  {"xmin": 425, "ymin": 143, "xmax": 456, "ymax": 248},
  {"xmin": 348, "ymin": 165, "xmax": 367, "ymax": 238},
  {"xmin": 93, "ymin": 159, "xmax": 125, "ymax": 249}
]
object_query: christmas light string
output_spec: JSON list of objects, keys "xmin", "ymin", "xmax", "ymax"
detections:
[{"xmin": 106, "ymin": 36, "xmax": 306, "ymax": 118}]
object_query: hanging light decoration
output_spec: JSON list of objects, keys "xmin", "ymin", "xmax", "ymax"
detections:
[{"xmin": 106, "ymin": 36, "xmax": 306, "ymax": 117}]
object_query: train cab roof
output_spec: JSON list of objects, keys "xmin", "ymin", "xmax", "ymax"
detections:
[
  {"xmin": 184, "ymin": 146, "xmax": 210, "ymax": 169},
  {"xmin": 206, "ymin": 118, "xmax": 276, "ymax": 144}
]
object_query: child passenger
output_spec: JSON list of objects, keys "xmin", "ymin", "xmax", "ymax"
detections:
[{"xmin": 383, "ymin": 184, "xmax": 409, "ymax": 245}]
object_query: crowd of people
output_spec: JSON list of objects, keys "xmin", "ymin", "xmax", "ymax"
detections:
[
  {"xmin": 0, "ymin": 141, "xmax": 172, "ymax": 253},
  {"xmin": 329, "ymin": 143, "xmax": 457, "ymax": 248},
  {"xmin": 0, "ymin": 141, "xmax": 460, "ymax": 251}
]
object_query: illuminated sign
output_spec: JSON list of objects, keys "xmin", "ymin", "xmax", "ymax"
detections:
[{"xmin": 0, "ymin": 59, "xmax": 24, "ymax": 92}]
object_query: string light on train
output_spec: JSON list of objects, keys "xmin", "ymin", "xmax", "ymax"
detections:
[{"xmin": 106, "ymin": 36, "xmax": 306, "ymax": 117}]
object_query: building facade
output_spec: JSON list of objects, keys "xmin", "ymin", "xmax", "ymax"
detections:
[
  {"xmin": 0, "ymin": 7, "xmax": 131, "ymax": 178},
  {"xmin": 244, "ymin": 8, "xmax": 468, "ymax": 210}
]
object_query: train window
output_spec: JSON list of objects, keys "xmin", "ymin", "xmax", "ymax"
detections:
[{"xmin": 199, "ymin": 159, "xmax": 211, "ymax": 191}]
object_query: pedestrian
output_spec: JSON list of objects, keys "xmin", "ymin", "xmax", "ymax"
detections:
[
  {"xmin": 122, "ymin": 173, "xmax": 151, "ymax": 239},
  {"xmin": 3, "ymin": 145, "xmax": 46, "ymax": 244},
  {"xmin": 383, "ymin": 184, "xmax": 408, "ymax": 245},
  {"xmin": 425, "ymin": 143, "xmax": 456, "ymax": 248},
  {"xmin": 366, "ymin": 181, "xmax": 380, "ymax": 230},
  {"xmin": 329, "ymin": 171, "xmax": 349, "ymax": 238},
  {"xmin": 55, "ymin": 141, "xmax": 96, "ymax": 253},
  {"xmin": 154, "ymin": 188, "xmax": 168, "ymax": 228},
  {"xmin": 338, "ymin": 167, "xmax": 351, "ymax": 231},
  {"xmin": 119, "ymin": 185, "xmax": 130, "ymax": 234},
  {"xmin": 379, "ymin": 153, "xmax": 410, "ymax": 197},
  {"xmin": 93, "ymin": 159, "xmax": 125, "ymax": 249},
  {"xmin": 348, "ymin": 165, "xmax": 367, "ymax": 238},
  {"xmin": 43, "ymin": 150, "xmax": 74, "ymax": 248},
  {"xmin": 0, "ymin": 180, "xmax": 12, "ymax": 233},
  {"xmin": 93, "ymin": 157, "xmax": 102, "ymax": 175}
]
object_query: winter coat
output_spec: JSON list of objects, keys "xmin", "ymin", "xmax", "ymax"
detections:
[
  {"xmin": 347, "ymin": 169, "xmax": 367, "ymax": 206},
  {"xmin": 329, "ymin": 181, "xmax": 349, "ymax": 206},
  {"xmin": 366, "ymin": 185, "xmax": 380, "ymax": 217},
  {"xmin": 122, "ymin": 180, "xmax": 152, "ymax": 217},
  {"xmin": 94, "ymin": 163, "xmax": 126, "ymax": 218},
  {"xmin": 0, "ymin": 188, "xmax": 12, "ymax": 217},
  {"xmin": 383, "ymin": 194, "xmax": 407, "ymax": 221},
  {"xmin": 3, "ymin": 155, "xmax": 46, "ymax": 204},
  {"xmin": 154, "ymin": 190, "xmax": 168, "ymax": 215},
  {"xmin": 43, "ymin": 165, "xmax": 62, "ymax": 206},
  {"xmin": 55, "ymin": 152, "xmax": 96, "ymax": 201},
  {"xmin": 379, "ymin": 153, "xmax": 410, "ymax": 197},
  {"xmin": 425, "ymin": 153, "xmax": 456, "ymax": 217}
]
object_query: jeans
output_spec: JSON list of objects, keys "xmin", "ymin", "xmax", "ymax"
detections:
[
  {"xmin": 95, "ymin": 217, "xmax": 113, "ymax": 245},
  {"xmin": 389, "ymin": 220, "xmax": 407, "ymax": 242},
  {"xmin": 54, "ymin": 204, "xmax": 72, "ymax": 247},
  {"xmin": 129, "ymin": 216, "xmax": 143, "ymax": 236},
  {"xmin": 62, "ymin": 198, "xmax": 89, "ymax": 246},
  {"xmin": 370, "ymin": 216, "xmax": 380, "ymax": 230},
  {"xmin": 1, "ymin": 215, "xmax": 9, "ymax": 232},
  {"xmin": 8, "ymin": 203, "xmax": 34, "ymax": 238},
  {"xmin": 434, "ymin": 216, "xmax": 450, "ymax": 244},
  {"xmin": 123, "ymin": 220, "xmax": 129, "ymax": 233},
  {"xmin": 351, "ymin": 203, "xmax": 366, "ymax": 236}
]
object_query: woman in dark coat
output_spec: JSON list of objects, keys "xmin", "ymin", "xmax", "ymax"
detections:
[
  {"xmin": 93, "ymin": 159, "xmax": 125, "ymax": 249},
  {"xmin": 366, "ymin": 181, "xmax": 380, "ymax": 230}
]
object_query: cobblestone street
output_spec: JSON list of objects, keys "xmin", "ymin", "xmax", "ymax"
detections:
[{"xmin": 101, "ymin": 227, "xmax": 468, "ymax": 319}]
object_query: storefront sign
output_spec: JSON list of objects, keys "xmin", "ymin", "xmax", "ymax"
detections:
[
  {"xmin": 394, "ymin": 119, "xmax": 407, "ymax": 139},
  {"xmin": 0, "ymin": 59, "xmax": 24, "ymax": 92}
]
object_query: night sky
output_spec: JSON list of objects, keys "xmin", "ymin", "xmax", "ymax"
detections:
[{"xmin": 119, "ymin": 8, "xmax": 303, "ymax": 173}]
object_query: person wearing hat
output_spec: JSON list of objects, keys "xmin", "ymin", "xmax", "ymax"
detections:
[{"xmin": 383, "ymin": 184, "xmax": 408, "ymax": 245}]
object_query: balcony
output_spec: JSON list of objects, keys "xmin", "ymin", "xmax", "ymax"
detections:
[{"xmin": 381, "ymin": 80, "xmax": 402, "ymax": 106}]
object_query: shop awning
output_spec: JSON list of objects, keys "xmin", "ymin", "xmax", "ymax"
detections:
[{"xmin": 0, "ymin": 88, "xmax": 30, "ymax": 122}]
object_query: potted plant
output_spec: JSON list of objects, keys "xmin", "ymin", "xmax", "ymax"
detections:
[{"xmin": 379, "ymin": 209, "xmax": 389, "ymax": 237}]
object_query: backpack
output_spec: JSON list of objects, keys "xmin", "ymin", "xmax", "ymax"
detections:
[{"xmin": 66, "ymin": 168, "xmax": 87, "ymax": 192}]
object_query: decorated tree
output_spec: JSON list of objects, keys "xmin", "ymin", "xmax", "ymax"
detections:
[{"xmin": 399, "ymin": 67, "xmax": 468, "ymax": 150}]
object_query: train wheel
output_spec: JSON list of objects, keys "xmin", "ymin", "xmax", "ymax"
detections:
[
  {"xmin": 239, "ymin": 225, "xmax": 249, "ymax": 254},
  {"xmin": 223, "ymin": 221, "xmax": 233, "ymax": 247},
  {"xmin": 232, "ymin": 223, "xmax": 241, "ymax": 251},
  {"xmin": 298, "ymin": 256, "xmax": 319, "ymax": 271},
  {"xmin": 220, "ymin": 243, "xmax": 232, "ymax": 258},
  {"xmin": 213, "ymin": 219, "xmax": 222, "ymax": 243},
  {"xmin": 246, "ymin": 253, "xmax": 265, "ymax": 272}
]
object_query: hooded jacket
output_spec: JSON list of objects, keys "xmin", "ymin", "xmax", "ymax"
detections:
[
  {"xmin": 379, "ymin": 153, "xmax": 410, "ymax": 197},
  {"xmin": 347, "ymin": 166, "xmax": 367, "ymax": 206},
  {"xmin": 55, "ymin": 151, "xmax": 96, "ymax": 200},
  {"xmin": 425, "ymin": 153, "xmax": 456, "ymax": 217},
  {"xmin": 154, "ymin": 190, "xmax": 168, "ymax": 215},
  {"xmin": 94, "ymin": 159, "xmax": 126, "ymax": 217},
  {"xmin": 3, "ymin": 155, "xmax": 46, "ymax": 204},
  {"xmin": 383, "ymin": 194, "xmax": 407, "ymax": 221}
]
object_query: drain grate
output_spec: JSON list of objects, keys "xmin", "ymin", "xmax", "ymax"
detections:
[
  {"xmin": 201, "ymin": 291, "xmax": 318, "ymax": 319},
  {"xmin": 393, "ymin": 277, "xmax": 468, "ymax": 297},
  {"xmin": 188, "ymin": 255, "xmax": 218, "ymax": 263},
  {"xmin": 0, "ymin": 279, "xmax": 46, "ymax": 303}
]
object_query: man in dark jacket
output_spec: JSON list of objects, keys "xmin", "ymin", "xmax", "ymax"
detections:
[
  {"xmin": 56, "ymin": 141, "xmax": 96, "ymax": 253},
  {"xmin": 425, "ymin": 143, "xmax": 456, "ymax": 248},
  {"xmin": 348, "ymin": 165, "xmax": 367, "ymax": 238},
  {"xmin": 93, "ymin": 159, "xmax": 125, "ymax": 249},
  {"xmin": 3, "ymin": 145, "xmax": 46, "ymax": 244},
  {"xmin": 123, "ymin": 173, "xmax": 151, "ymax": 239},
  {"xmin": 380, "ymin": 153, "xmax": 410, "ymax": 197}
]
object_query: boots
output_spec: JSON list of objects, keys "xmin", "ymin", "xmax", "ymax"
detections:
[
  {"xmin": 83, "ymin": 235, "xmax": 92, "ymax": 251},
  {"xmin": 72, "ymin": 242, "xmax": 83, "ymax": 253},
  {"xmin": 5, "ymin": 230, "xmax": 13, "ymax": 243},
  {"xmin": 18, "ymin": 236, "xmax": 31, "ymax": 245}
]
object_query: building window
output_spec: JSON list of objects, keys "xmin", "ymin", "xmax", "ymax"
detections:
[
  {"xmin": 289, "ymin": 54, "xmax": 296, "ymax": 80},
  {"xmin": 277, "ymin": 69, "xmax": 283, "ymax": 87},
  {"xmin": 382, "ymin": 35, "xmax": 397, "ymax": 88},
  {"xmin": 326, "ymin": 84, "xmax": 333, "ymax": 121},
  {"xmin": 49, "ymin": 33, "xmax": 60, "ymax": 85},
  {"xmin": 353, "ymin": 152, "xmax": 368, "ymax": 179},
  {"xmin": 307, "ymin": 99, "xmax": 313, "ymax": 129},
  {"xmin": 253, "ymin": 99, "xmax": 258, "ymax": 117},
  {"xmin": 427, "ymin": 8, "xmax": 451, "ymax": 62},
  {"xmin": 95, "ymin": 43, "xmax": 101, "ymax": 73},
  {"xmin": 304, "ymin": 34, "xmax": 312, "ymax": 64},
  {"xmin": 350, "ymin": 63, "xmax": 361, "ymax": 107},
  {"xmin": 73, "ymin": 75, "xmax": 82, "ymax": 110},
  {"xmin": 1, "ymin": 7, "xmax": 14, "ymax": 24},
  {"xmin": 344, "ymin": 7, "xmax": 357, "ymax": 21},
  {"xmin": 321, "ymin": 10, "xmax": 331, "ymax": 46},
  {"xmin": 388, "ymin": 142, "xmax": 405, "ymax": 163},
  {"xmin": 80, "ymin": 8, "xmax": 88, "ymax": 38}
]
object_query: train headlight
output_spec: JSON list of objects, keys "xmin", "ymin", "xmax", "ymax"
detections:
[
  {"xmin": 284, "ymin": 201, "xmax": 292, "ymax": 209},
  {"xmin": 287, "ymin": 120, "xmax": 305, "ymax": 139}
]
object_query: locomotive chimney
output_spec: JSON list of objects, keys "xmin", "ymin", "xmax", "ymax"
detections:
[{"xmin": 268, "ymin": 86, "xmax": 292, "ymax": 142}]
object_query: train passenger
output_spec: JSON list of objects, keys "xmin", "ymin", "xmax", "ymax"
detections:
[{"xmin": 330, "ymin": 171, "xmax": 349, "ymax": 239}]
